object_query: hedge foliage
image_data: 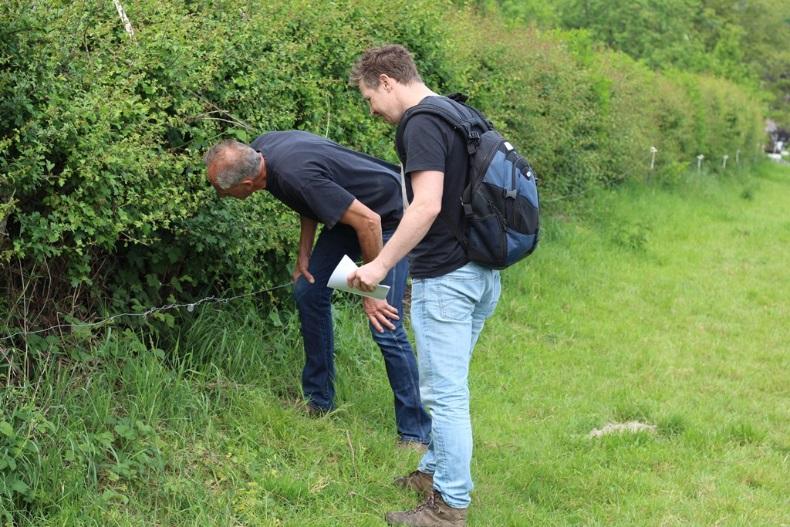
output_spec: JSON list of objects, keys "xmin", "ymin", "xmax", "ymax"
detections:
[{"xmin": 0, "ymin": 0, "xmax": 765, "ymax": 322}]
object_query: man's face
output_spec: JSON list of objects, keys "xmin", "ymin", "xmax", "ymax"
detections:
[
  {"xmin": 359, "ymin": 80, "xmax": 401, "ymax": 124},
  {"xmin": 214, "ymin": 179, "xmax": 255, "ymax": 200}
]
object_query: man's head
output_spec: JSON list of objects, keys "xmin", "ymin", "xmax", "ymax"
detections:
[
  {"xmin": 204, "ymin": 139, "xmax": 266, "ymax": 199},
  {"xmin": 350, "ymin": 44, "xmax": 425, "ymax": 124}
]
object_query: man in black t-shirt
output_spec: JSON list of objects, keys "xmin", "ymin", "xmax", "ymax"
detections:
[
  {"xmin": 204, "ymin": 132, "xmax": 431, "ymax": 447},
  {"xmin": 349, "ymin": 45, "xmax": 502, "ymax": 526}
]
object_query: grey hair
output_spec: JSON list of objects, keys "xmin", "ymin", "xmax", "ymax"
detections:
[{"xmin": 203, "ymin": 139, "xmax": 260, "ymax": 189}]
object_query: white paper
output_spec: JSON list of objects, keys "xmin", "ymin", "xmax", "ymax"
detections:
[{"xmin": 327, "ymin": 255, "xmax": 390, "ymax": 300}]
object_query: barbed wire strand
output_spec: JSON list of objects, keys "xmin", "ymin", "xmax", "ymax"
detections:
[{"xmin": 1, "ymin": 282, "xmax": 293, "ymax": 342}]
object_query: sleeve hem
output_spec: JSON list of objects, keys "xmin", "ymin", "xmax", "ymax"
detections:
[
  {"xmin": 404, "ymin": 164, "xmax": 446, "ymax": 175},
  {"xmin": 322, "ymin": 194, "xmax": 355, "ymax": 229}
]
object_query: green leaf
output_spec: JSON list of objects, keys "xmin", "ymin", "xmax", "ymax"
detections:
[
  {"xmin": 229, "ymin": 128, "xmax": 250, "ymax": 142},
  {"xmin": 94, "ymin": 431, "xmax": 114, "ymax": 448},
  {"xmin": 268, "ymin": 309, "xmax": 283, "ymax": 327},
  {"xmin": 114, "ymin": 423, "xmax": 136, "ymax": 441},
  {"xmin": 0, "ymin": 421, "xmax": 14, "ymax": 437},
  {"xmin": 10, "ymin": 479, "xmax": 29, "ymax": 494},
  {"xmin": 101, "ymin": 489, "xmax": 129, "ymax": 504}
]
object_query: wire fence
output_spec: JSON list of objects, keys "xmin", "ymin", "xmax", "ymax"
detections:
[{"xmin": 1, "ymin": 282, "xmax": 293, "ymax": 342}]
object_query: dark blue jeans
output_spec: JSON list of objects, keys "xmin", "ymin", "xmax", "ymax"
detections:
[{"xmin": 293, "ymin": 224, "xmax": 431, "ymax": 443}]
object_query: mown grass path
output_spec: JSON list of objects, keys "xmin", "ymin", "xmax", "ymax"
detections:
[{"xmin": 473, "ymin": 163, "xmax": 789, "ymax": 526}]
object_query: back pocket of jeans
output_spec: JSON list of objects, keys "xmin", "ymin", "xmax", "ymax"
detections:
[{"xmin": 435, "ymin": 280, "xmax": 476, "ymax": 322}]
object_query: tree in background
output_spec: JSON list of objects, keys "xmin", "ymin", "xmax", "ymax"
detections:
[{"xmin": 475, "ymin": 0, "xmax": 790, "ymax": 125}]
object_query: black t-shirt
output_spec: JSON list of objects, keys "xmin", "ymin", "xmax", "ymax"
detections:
[
  {"xmin": 398, "ymin": 96, "xmax": 470, "ymax": 278},
  {"xmin": 252, "ymin": 131, "xmax": 403, "ymax": 230}
]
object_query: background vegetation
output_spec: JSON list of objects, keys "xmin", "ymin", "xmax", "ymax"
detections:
[
  {"xmin": 1, "ymin": 0, "xmax": 765, "ymax": 319},
  {"xmin": 474, "ymin": 0, "xmax": 790, "ymax": 125},
  {"xmin": 0, "ymin": 0, "xmax": 786, "ymax": 524}
]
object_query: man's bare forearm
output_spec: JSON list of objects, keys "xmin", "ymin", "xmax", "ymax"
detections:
[
  {"xmin": 338, "ymin": 199, "xmax": 383, "ymax": 263},
  {"xmin": 357, "ymin": 220, "xmax": 383, "ymax": 263},
  {"xmin": 298, "ymin": 216, "xmax": 318, "ymax": 257}
]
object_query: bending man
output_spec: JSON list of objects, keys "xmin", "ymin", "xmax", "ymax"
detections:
[{"xmin": 205, "ymin": 131, "xmax": 431, "ymax": 447}]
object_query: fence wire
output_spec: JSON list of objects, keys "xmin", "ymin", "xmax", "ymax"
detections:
[{"xmin": 1, "ymin": 282, "xmax": 293, "ymax": 342}]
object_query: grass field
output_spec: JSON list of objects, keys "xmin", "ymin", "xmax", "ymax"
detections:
[{"xmin": 2, "ymin": 163, "xmax": 788, "ymax": 526}]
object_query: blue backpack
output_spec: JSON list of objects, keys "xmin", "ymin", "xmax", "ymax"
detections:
[{"xmin": 395, "ymin": 94, "xmax": 539, "ymax": 269}]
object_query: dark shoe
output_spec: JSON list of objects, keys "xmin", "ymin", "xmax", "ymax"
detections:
[
  {"xmin": 394, "ymin": 470, "xmax": 434, "ymax": 496},
  {"xmin": 385, "ymin": 490, "xmax": 467, "ymax": 526},
  {"xmin": 304, "ymin": 402, "xmax": 330, "ymax": 417}
]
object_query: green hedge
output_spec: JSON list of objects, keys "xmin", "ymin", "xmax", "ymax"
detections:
[{"xmin": 0, "ymin": 0, "xmax": 765, "ymax": 324}]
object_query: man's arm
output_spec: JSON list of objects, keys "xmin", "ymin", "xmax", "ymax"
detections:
[
  {"xmin": 292, "ymin": 215, "xmax": 318, "ymax": 283},
  {"xmin": 338, "ymin": 199, "xmax": 383, "ymax": 263},
  {"xmin": 348, "ymin": 170, "xmax": 444, "ymax": 292},
  {"xmin": 337, "ymin": 199, "xmax": 400, "ymax": 332}
]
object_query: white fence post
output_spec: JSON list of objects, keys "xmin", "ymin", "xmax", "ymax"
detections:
[{"xmin": 113, "ymin": 0, "xmax": 135, "ymax": 38}]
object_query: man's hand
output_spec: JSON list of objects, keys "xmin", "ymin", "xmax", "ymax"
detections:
[
  {"xmin": 362, "ymin": 297, "xmax": 399, "ymax": 333},
  {"xmin": 292, "ymin": 252, "xmax": 315, "ymax": 284},
  {"xmin": 348, "ymin": 260, "xmax": 388, "ymax": 292}
]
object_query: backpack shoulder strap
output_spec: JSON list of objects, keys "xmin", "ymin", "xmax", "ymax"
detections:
[
  {"xmin": 395, "ymin": 97, "xmax": 491, "ymax": 159},
  {"xmin": 394, "ymin": 95, "xmax": 494, "ymax": 249}
]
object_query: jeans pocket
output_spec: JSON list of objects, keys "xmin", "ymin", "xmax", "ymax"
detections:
[{"xmin": 435, "ymin": 279, "xmax": 477, "ymax": 322}]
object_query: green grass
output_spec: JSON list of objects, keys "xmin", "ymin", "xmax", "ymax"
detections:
[{"xmin": 2, "ymin": 163, "xmax": 788, "ymax": 526}]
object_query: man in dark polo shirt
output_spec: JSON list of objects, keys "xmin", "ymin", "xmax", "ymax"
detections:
[{"xmin": 204, "ymin": 131, "xmax": 431, "ymax": 447}]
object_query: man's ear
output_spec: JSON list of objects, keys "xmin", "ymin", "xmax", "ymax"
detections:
[
  {"xmin": 379, "ymin": 73, "xmax": 392, "ymax": 90},
  {"xmin": 206, "ymin": 164, "xmax": 217, "ymax": 185}
]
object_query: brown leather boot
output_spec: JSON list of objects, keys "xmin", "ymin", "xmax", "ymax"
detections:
[
  {"xmin": 385, "ymin": 490, "xmax": 467, "ymax": 526},
  {"xmin": 394, "ymin": 470, "xmax": 434, "ymax": 496}
]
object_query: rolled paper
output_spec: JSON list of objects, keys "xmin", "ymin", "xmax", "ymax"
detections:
[{"xmin": 327, "ymin": 255, "xmax": 390, "ymax": 300}]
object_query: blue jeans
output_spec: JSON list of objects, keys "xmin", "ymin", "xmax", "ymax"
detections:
[
  {"xmin": 293, "ymin": 224, "xmax": 431, "ymax": 444},
  {"xmin": 412, "ymin": 262, "xmax": 501, "ymax": 508}
]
